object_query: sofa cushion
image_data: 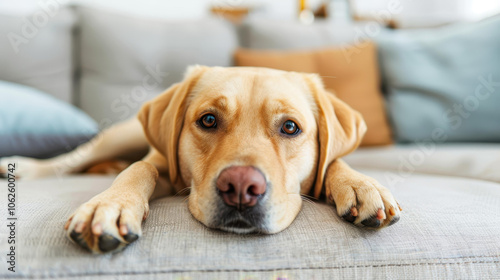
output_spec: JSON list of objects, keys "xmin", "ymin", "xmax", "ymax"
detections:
[
  {"xmin": 76, "ymin": 6, "xmax": 238, "ymax": 125},
  {"xmin": 345, "ymin": 143, "xmax": 500, "ymax": 184},
  {"xmin": 0, "ymin": 6, "xmax": 76, "ymax": 103},
  {"xmin": 1, "ymin": 169, "xmax": 499, "ymax": 278},
  {"xmin": 234, "ymin": 42, "xmax": 393, "ymax": 146},
  {"xmin": 377, "ymin": 15, "xmax": 500, "ymax": 143},
  {"xmin": 0, "ymin": 80, "xmax": 97, "ymax": 158}
]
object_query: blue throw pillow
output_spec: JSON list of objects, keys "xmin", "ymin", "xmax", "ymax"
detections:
[
  {"xmin": 377, "ymin": 15, "xmax": 500, "ymax": 143},
  {"xmin": 0, "ymin": 81, "xmax": 98, "ymax": 158}
]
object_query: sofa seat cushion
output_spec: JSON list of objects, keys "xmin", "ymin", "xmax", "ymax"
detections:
[
  {"xmin": 345, "ymin": 143, "xmax": 500, "ymax": 184},
  {"xmin": 1, "ymin": 169, "xmax": 499, "ymax": 278}
]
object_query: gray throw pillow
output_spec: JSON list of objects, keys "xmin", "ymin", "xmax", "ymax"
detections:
[
  {"xmin": 377, "ymin": 15, "xmax": 500, "ymax": 143},
  {"xmin": 0, "ymin": 80, "xmax": 97, "ymax": 158}
]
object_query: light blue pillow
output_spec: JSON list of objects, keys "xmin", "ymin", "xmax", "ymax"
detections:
[
  {"xmin": 0, "ymin": 81, "xmax": 98, "ymax": 158},
  {"xmin": 377, "ymin": 15, "xmax": 500, "ymax": 143}
]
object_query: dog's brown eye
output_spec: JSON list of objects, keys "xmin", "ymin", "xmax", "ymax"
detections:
[
  {"xmin": 281, "ymin": 120, "xmax": 300, "ymax": 136},
  {"xmin": 200, "ymin": 114, "xmax": 217, "ymax": 129}
]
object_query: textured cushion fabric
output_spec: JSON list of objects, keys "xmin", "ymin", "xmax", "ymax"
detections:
[
  {"xmin": 377, "ymin": 15, "xmax": 500, "ymax": 143},
  {"xmin": 234, "ymin": 42, "xmax": 393, "ymax": 146},
  {"xmin": 76, "ymin": 6, "xmax": 238, "ymax": 125},
  {"xmin": 1, "ymin": 168, "xmax": 499, "ymax": 278},
  {"xmin": 345, "ymin": 143, "xmax": 500, "ymax": 184},
  {"xmin": 0, "ymin": 6, "xmax": 76, "ymax": 103},
  {"xmin": 239, "ymin": 19, "xmax": 371, "ymax": 50},
  {"xmin": 0, "ymin": 81, "xmax": 97, "ymax": 158}
]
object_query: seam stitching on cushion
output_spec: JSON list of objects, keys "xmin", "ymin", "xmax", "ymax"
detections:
[{"xmin": 10, "ymin": 256, "xmax": 500, "ymax": 279}]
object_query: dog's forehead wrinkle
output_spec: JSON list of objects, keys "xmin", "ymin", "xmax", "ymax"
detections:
[{"xmin": 195, "ymin": 71, "xmax": 311, "ymax": 118}]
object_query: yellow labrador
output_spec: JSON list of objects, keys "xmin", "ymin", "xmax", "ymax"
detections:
[{"xmin": 0, "ymin": 66, "xmax": 401, "ymax": 253}]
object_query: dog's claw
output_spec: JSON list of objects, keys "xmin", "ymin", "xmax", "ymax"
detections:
[
  {"xmin": 389, "ymin": 207, "xmax": 396, "ymax": 216},
  {"xmin": 376, "ymin": 208, "xmax": 385, "ymax": 220}
]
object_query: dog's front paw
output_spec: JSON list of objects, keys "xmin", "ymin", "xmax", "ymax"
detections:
[
  {"xmin": 64, "ymin": 195, "xmax": 149, "ymax": 253},
  {"xmin": 326, "ymin": 172, "xmax": 401, "ymax": 229}
]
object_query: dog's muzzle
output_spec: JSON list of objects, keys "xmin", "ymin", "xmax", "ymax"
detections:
[{"xmin": 214, "ymin": 166, "xmax": 268, "ymax": 233}]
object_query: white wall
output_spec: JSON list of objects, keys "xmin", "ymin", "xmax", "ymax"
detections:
[
  {"xmin": 1, "ymin": 0, "xmax": 499, "ymax": 24},
  {"xmin": 354, "ymin": 0, "xmax": 500, "ymax": 26}
]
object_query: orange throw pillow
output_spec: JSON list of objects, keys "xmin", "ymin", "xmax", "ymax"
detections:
[{"xmin": 234, "ymin": 42, "xmax": 392, "ymax": 146}]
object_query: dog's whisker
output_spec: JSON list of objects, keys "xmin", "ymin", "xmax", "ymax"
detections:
[
  {"xmin": 300, "ymin": 193, "xmax": 318, "ymax": 201},
  {"xmin": 175, "ymin": 187, "xmax": 191, "ymax": 197},
  {"xmin": 287, "ymin": 192, "xmax": 315, "ymax": 205},
  {"xmin": 301, "ymin": 197, "xmax": 315, "ymax": 205}
]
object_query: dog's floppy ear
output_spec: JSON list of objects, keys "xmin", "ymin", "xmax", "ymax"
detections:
[
  {"xmin": 137, "ymin": 65, "xmax": 206, "ymax": 183},
  {"xmin": 305, "ymin": 74, "xmax": 367, "ymax": 198}
]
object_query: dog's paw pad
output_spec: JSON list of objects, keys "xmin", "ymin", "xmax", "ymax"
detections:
[
  {"xmin": 69, "ymin": 230, "xmax": 90, "ymax": 250},
  {"xmin": 123, "ymin": 232, "xmax": 139, "ymax": 243},
  {"xmin": 358, "ymin": 208, "xmax": 384, "ymax": 228},
  {"xmin": 341, "ymin": 206, "xmax": 358, "ymax": 223},
  {"xmin": 389, "ymin": 215, "xmax": 400, "ymax": 226},
  {"xmin": 98, "ymin": 233, "xmax": 121, "ymax": 253}
]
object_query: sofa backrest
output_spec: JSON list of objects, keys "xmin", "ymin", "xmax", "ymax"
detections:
[
  {"xmin": 0, "ymin": 6, "xmax": 76, "ymax": 103},
  {"xmin": 1, "ymin": 5, "xmax": 376, "ymax": 127},
  {"xmin": 239, "ymin": 18, "xmax": 370, "ymax": 50},
  {"xmin": 75, "ymin": 6, "xmax": 238, "ymax": 125}
]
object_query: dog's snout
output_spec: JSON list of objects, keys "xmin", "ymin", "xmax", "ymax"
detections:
[{"xmin": 216, "ymin": 166, "xmax": 266, "ymax": 210}]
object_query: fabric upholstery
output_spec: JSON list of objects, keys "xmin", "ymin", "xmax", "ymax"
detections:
[
  {"xmin": 377, "ymin": 15, "xmax": 500, "ymax": 143},
  {"xmin": 76, "ymin": 6, "xmax": 238, "ymax": 125},
  {"xmin": 234, "ymin": 43, "xmax": 393, "ymax": 146},
  {"xmin": 1, "ymin": 155, "xmax": 499, "ymax": 278},
  {"xmin": 0, "ymin": 7, "xmax": 76, "ymax": 103}
]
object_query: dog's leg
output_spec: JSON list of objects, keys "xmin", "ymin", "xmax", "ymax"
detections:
[
  {"xmin": 64, "ymin": 150, "xmax": 172, "ymax": 253},
  {"xmin": 0, "ymin": 118, "xmax": 149, "ymax": 179},
  {"xmin": 324, "ymin": 159, "xmax": 401, "ymax": 228}
]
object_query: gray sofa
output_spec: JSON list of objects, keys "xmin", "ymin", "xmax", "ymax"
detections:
[{"xmin": 1, "ymin": 5, "xmax": 499, "ymax": 279}]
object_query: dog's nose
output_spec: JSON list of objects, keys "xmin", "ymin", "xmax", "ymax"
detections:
[{"xmin": 216, "ymin": 166, "xmax": 266, "ymax": 210}]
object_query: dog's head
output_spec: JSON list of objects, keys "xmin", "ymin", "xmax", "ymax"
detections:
[{"xmin": 138, "ymin": 66, "xmax": 366, "ymax": 233}]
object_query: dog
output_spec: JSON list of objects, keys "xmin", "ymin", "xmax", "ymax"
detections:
[{"xmin": 0, "ymin": 66, "xmax": 401, "ymax": 253}]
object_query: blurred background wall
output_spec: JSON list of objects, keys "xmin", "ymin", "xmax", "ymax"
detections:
[{"xmin": 1, "ymin": 0, "xmax": 499, "ymax": 27}]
